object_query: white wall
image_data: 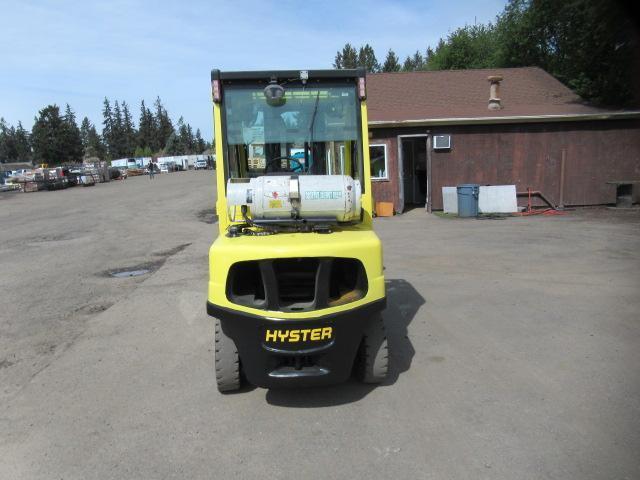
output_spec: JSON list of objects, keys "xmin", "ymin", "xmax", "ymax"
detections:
[{"xmin": 442, "ymin": 185, "xmax": 518, "ymax": 214}]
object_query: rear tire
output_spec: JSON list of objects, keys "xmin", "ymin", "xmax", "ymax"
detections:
[
  {"xmin": 356, "ymin": 314, "xmax": 389, "ymax": 383},
  {"xmin": 214, "ymin": 318, "xmax": 241, "ymax": 392}
]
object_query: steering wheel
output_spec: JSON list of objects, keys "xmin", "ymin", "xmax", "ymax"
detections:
[{"xmin": 265, "ymin": 156, "xmax": 304, "ymax": 173}]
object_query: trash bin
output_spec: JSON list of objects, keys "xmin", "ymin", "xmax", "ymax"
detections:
[{"xmin": 457, "ymin": 184, "xmax": 480, "ymax": 217}]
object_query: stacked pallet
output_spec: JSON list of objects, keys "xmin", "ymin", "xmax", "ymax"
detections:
[{"xmin": 24, "ymin": 181, "xmax": 44, "ymax": 192}]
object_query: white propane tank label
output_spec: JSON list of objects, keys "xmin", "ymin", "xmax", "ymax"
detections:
[
  {"xmin": 256, "ymin": 177, "xmax": 292, "ymax": 215},
  {"xmin": 298, "ymin": 176, "xmax": 356, "ymax": 221}
]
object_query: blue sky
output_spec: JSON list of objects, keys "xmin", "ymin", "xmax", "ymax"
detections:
[{"xmin": 0, "ymin": 0, "xmax": 506, "ymax": 138}]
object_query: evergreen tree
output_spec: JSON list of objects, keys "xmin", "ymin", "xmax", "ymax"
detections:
[
  {"xmin": 425, "ymin": 46, "xmax": 435, "ymax": 66},
  {"xmin": 402, "ymin": 55, "xmax": 415, "ymax": 71},
  {"xmin": 80, "ymin": 116, "xmax": 92, "ymax": 152},
  {"xmin": 137, "ymin": 99, "xmax": 156, "ymax": 151},
  {"xmin": 0, "ymin": 118, "xmax": 7, "ymax": 162},
  {"xmin": 357, "ymin": 44, "xmax": 380, "ymax": 72},
  {"xmin": 121, "ymin": 101, "xmax": 136, "ymax": 156},
  {"xmin": 62, "ymin": 104, "xmax": 84, "ymax": 162},
  {"xmin": 31, "ymin": 105, "xmax": 68, "ymax": 165},
  {"xmin": 382, "ymin": 49, "xmax": 401, "ymax": 72},
  {"xmin": 80, "ymin": 116, "xmax": 106, "ymax": 160},
  {"xmin": 102, "ymin": 98, "xmax": 114, "ymax": 159},
  {"xmin": 163, "ymin": 132, "xmax": 181, "ymax": 155},
  {"xmin": 402, "ymin": 50, "xmax": 425, "ymax": 71},
  {"xmin": 112, "ymin": 100, "xmax": 124, "ymax": 158},
  {"xmin": 86, "ymin": 125, "xmax": 106, "ymax": 160},
  {"xmin": 177, "ymin": 117, "xmax": 196, "ymax": 154},
  {"xmin": 411, "ymin": 50, "xmax": 425, "ymax": 70},
  {"xmin": 0, "ymin": 118, "xmax": 17, "ymax": 161},
  {"xmin": 14, "ymin": 121, "xmax": 32, "ymax": 162},
  {"xmin": 4, "ymin": 98, "xmax": 205, "ymax": 164},
  {"xmin": 154, "ymin": 96, "xmax": 174, "ymax": 152},
  {"xmin": 176, "ymin": 117, "xmax": 186, "ymax": 153},
  {"xmin": 176, "ymin": 117, "xmax": 187, "ymax": 154},
  {"xmin": 334, "ymin": 43, "xmax": 358, "ymax": 69},
  {"xmin": 195, "ymin": 128, "xmax": 206, "ymax": 153},
  {"xmin": 133, "ymin": 145, "xmax": 154, "ymax": 158}
]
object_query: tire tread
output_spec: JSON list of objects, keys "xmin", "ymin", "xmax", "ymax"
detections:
[
  {"xmin": 214, "ymin": 318, "xmax": 241, "ymax": 392},
  {"xmin": 357, "ymin": 315, "xmax": 389, "ymax": 383}
]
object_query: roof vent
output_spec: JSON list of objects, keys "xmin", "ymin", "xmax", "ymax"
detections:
[{"xmin": 487, "ymin": 75, "xmax": 503, "ymax": 110}]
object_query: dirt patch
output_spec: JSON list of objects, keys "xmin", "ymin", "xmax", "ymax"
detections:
[
  {"xmin": 433, "ymin": 212, "xmax": 511, "ymax": 220},
  {"xmin": 0, "ymin": 359, "xmax": 15, "ymax": 369},
  {"xmin": 74, "ymin": 303, "xmax": 115, "ymax": 315},
  {"xmin": 155, "ymin": 243, "xmax": 191, "ymax": 257},
  {"xmin": 197, "ymin": 208, "xmax": 218, "ymax": 224},
  {"xmin": 25, "ymin": 233, "xmax": 78, "ymax": 246},
  {"xmin": 35, "ymin": 342, "xmax": 57, "ymax": 355},
  {"xmin": 31, "ymin": 233, "xmax": 72, "ymax": 242},
  {"xmin": 572, "ymin": 206, "xmax": 640, "ymax": 224},
  {"xmin": 0, "ymin": 190, "xmax": 21, "ymax": 200},
  {"xmin": 101, "ymin": 243, "xmax": 191, "ymax": 278}
]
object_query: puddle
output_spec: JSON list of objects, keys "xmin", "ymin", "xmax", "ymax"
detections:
[{"xmin": 109, "ymin": 269, "xmax": 150, "ymax": 278}]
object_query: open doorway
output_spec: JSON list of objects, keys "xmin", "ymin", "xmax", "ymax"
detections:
[{"xmin": 398, "ymin": 135, "xmax": 428, "ymax": 211}]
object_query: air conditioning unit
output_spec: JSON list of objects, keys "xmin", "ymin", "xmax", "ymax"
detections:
[{"xmin": 433, "ymin": 134, "xmax": 451, "ymax": 150}]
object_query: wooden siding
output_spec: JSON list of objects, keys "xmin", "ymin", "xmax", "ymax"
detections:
[
  {"xmin": 370, "ymin": 119, "xmax": 640, "ymax": 211},
  {"xmin": 369, "ymin": 137, "xmax": 399, "ymax": 211}
]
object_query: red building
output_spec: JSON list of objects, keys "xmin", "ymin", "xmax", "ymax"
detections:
[{"xmin": 366, "ymin": 67, "xmax": 640, "ymax": 212}]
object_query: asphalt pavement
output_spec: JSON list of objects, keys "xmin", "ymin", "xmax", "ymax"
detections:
[{"xmin": 1, "ymin": 171, "xmax": 639, "ymax": 479}]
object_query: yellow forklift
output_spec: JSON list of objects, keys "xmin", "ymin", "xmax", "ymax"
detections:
[{"xmin": 208, "ymin": 68, "xmax": 387, "ymax": 391}]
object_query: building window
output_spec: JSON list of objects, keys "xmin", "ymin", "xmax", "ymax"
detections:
[{"xmin": 369, "ymin": 144, "xmax": 388, "ymax": 180}]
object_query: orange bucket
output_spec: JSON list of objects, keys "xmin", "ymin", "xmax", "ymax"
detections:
[{"xmin": 376, "ymin": 201, "xmax": 394, "ymax": 217}]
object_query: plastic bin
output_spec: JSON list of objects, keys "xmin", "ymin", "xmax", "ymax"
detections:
[{"xmin": 457, "ymin": 184, "xmax": 480, "ymax": 217}]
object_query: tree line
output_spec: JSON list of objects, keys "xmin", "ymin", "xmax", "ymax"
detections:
[
  {"xmin": 334, "ymin": 0, "xmax": 638, "ymax": 107},
  {"xmin": 0, "ymin": 97, "xmax": 211, "ymax": 165}
]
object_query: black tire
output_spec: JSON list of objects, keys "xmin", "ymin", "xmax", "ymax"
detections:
[
  {"xmin": 356, "ymin": 314, "xmax": 389, "ymax": 383},
  {"xmin": 214, "ymin": 318, "xmax": 241, "ymax": 392}
]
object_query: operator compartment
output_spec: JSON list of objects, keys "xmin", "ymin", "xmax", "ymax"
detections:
[{"xmin": 217, "ymin": 69, "xmax": 368, "ymax": 235}]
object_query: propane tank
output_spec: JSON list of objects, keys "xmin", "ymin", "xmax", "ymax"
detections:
[{"xmin": 226, "ymin": 175, "xmax": 361, "ymax": 222}]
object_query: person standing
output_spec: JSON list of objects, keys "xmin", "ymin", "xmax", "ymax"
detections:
[{"xmin": 148, "ymin": 162, "xmax": 155, "ymax": 180}]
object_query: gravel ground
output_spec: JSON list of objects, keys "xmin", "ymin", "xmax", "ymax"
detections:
[{"xmin": 1, "ymin": 171, "xmax": 639, "ymax": 479}]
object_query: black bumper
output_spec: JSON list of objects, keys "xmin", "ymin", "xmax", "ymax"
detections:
[{"xmin": 207, "ymin": 299, "xmax": 386, "ymax": 388}]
